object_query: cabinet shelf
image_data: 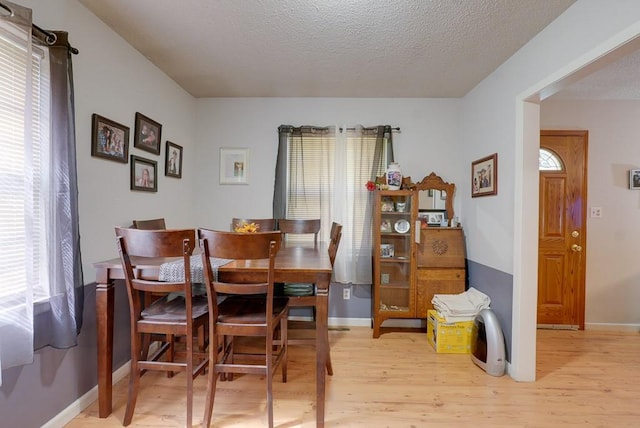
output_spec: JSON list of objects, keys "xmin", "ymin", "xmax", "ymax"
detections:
[{"xmin": 380, "ymin": 257, "xmax": 411, "ymax": 263}]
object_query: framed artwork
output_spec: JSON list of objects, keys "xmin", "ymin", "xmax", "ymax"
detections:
[
  {"xmin": 630, "ymin": 169, "xmax": 640, "ymax": 189},
  {"xmin": 219, "ymin": 148, "xmax": 248, "ymax": 184},
  {"xmin": 165, "ymin": 141, "xmax": 183, "ymax": 178},
  {"xmin": 419, "ymin": 209, "xmax": 447, "ymax": 227},
  {"xmin": 472, "ymin": 153, "xmax": 498, "ymax": 197},
  {"xmin": 130, "ymin": 155, "xmax": 157, "ymax": 192},
  {"xmin": 90, "ymin": 113, "xmax": 129, "ymax": 163},
  {"xmin": 134, "ymin": 112, "xmax": 162, "ymax": 155}
]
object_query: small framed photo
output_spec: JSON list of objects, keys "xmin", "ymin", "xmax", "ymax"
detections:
[
  {"xmin": 381, "ymin": 197, "xmax": 395, "ymax": 212},
  {"xmin": 220, "ymin": 148, "xmax": 248, "ymax": 184},
  {"xmin": 380, "ymin": 219, "xmax": 392, "ymax": 232},
  {"xmin": 134, "ymin": 112, "xmax": 162, "ymax": 155},
  {"xmin": 91, "ymin": 114, "xmax": 129, "ymax": 163},
  {"xmin": 165, "ymin": 141, "xmax": 183, "ymax": 178},
  {"xmin": 472, "ymin": 153, "xmax": 498, "ymax": 197},
  {"xmin": 419, "ymin": 209, "xmax": 447, "ymax": 227},
  {"xmin": 630, "ymin": 169, "xmax": 640, "ymax": 189},
  {"xmin": 380, "ymin": 244, "xmax": 395, "ymax": 258},
  {"xmin": 130, "ymin": 155, "xmax": 157, "ymax": 192}
]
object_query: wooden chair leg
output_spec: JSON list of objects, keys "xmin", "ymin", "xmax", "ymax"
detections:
[
  {"xmin": 123, "ymin": 335, "xmax": 142, "ymax": 426},
  {"xmin": 202, "ymin": 333, "xmax": 218, "ymax": 428},
  {"xmin": 185, "ymin": 331, "xmax": 193, "ymax": 428}
]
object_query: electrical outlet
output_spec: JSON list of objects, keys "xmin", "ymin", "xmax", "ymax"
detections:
[
  {"xmin": 343, "ymin": 287, "xmax": 351, "ymax": 300},
  {"xmin": 590, "ymin": 206, "xmax": 603, "ymax": 218}
]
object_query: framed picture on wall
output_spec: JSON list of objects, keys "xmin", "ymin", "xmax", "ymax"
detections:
[
  {"xmin": 134, "ymin": 112, "xmax": 162, "ymax": 155},
  {"xmin": 90, "ymin": 114, "xmax": 129, "ymax": 163},
  {"xmin": 219, "ymin": 148, "xmax": 248, "ymax": 184},
  {"xmin": 630, "ymin": 169, "xmax": 640, "ymax": 189},
  {"xmin": 472, "ymin": 153, "xmax": 498, "ymax": 197},
  {"xmin": 165, "ymin": 141, "xmax": 183, "ymax": 178},
  {"xmin": 130, "ymin": 155, "xmax": 157, "ymax": 192}
]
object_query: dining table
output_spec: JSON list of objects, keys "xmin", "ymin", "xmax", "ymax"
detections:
[{"xmin": 92, "ymin": 240, "xmax": 333, "ymax": 427}]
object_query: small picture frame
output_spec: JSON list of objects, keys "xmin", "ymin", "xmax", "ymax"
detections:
[
  {"xmin": 472, "ymin": 153, "xmax": 498, "ymax": 197},
  {"xmin": 380, "ymin": 219, "xmax": 392, "ymax": 232},
  {"xmin": 130, "ymin": 155, "xmax": 157, "ymax": 192},
  {"xmin": 165, "ymin": 141, "xmax": 183, "ymax": 178},
  {"xmin": 419, "ymin": 209, "xmax": 447, "ymax": 227},
  {"xmin": 220, "ymin": 148, "xmax": 248, "ymax": 184},
  {"xmin": 91, "ymin": 114, "xmax": 129, "ymax": 163},
  {"xmin": 381, "ymin": 197, "xmax": 395, "ymax": 212},
  {"xmin": 380, "ymin": 244, "xmax": 395, "ymax": 258},
  {"xmin": 630, "ymin": 169, "xmax": 640, "ymax": 189},
  {"xmin": 134, "ymin": 112, "xmax": 162, "ymax": 155}
]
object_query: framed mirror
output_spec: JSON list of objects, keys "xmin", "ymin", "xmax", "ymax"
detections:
[{"xmin": 413, "ymin": 172, "xmax": 455, "ymax": 224}]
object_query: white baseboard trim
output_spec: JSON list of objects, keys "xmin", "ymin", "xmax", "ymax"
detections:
[
  {"xmin": 43, "ymin": 362, "xmax": 131, "ymax": 428},
  {"xmin": 584, "ymin": 322, "xmax": 640, "ymax": 332}
]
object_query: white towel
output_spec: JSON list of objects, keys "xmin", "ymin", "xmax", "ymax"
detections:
[{"xmin": 431, "ymin": 287, "xmax": 491, "ymax": 322}]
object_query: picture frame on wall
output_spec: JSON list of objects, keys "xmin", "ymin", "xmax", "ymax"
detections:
[
  {"xmin": 130, "ymin": 155, "xmax": 157, "ymax": 192},
  {"xmin": 472, "ymin": 153, "xmax": 498, "ymax": 197},
  {"xmin": 134, "ymin": 112, "xmax": 162, "ymax": 155},
  {"xmin": 165, "ymin": 141, "xmax": 183, "ymax": 178},
  {"xmin": 90, "ymin": 113, "xmax": 129, "ymax": 163},
  {"xmin": 219, "ymin": 148, "xmax": 248, "ymax": 184},
  {"xmin": 630, "ymin": 169, "xmax": 640, "ymax": 189}
]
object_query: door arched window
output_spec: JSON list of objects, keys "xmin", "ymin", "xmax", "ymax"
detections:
[{"xmin": 539, "ymin": 148, "xmax": 563, "ymax": 171}]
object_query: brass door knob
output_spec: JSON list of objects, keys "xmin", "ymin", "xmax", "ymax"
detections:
[{"xmin": 571, "ymin": 244, "xmax": 582, "ymax": 252}]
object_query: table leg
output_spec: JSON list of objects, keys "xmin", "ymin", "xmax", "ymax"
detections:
[
  {"xmin": 97, "ymin": 281, "xmax": 115, "ymax": 418},
  {"xmin": 315, "ymin": 273, "xmax": 330, "ymax": 428}
]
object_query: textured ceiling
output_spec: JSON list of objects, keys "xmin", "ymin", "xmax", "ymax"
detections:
[{"xmin": 77, "ymin": 0, "xmax": 582, "ymax": 98}]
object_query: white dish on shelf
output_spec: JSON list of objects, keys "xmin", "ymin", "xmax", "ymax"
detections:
[{"xmin": 394, "ymin": 219, "xmax": 410, "ymax": 234}]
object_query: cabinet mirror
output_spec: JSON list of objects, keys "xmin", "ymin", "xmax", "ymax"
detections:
[{"xmin": 413, "ymin": 172, "xmax": 455, "ymax": 225}]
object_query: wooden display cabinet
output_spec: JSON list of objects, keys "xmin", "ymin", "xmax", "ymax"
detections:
[
  {"xmin": 372, "ymin": 173, "xmax": 466, "ymax": 338},
  {"xmin": 372, "ymin": 189, "xmax": 416, "ymax": 338}
]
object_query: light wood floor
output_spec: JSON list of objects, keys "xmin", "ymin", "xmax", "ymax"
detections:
[{"xmin": 67, "ymin": 327, "xmax": 640, "ymax": 427}]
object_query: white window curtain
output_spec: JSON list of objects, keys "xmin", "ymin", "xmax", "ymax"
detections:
[
  {"xmin": 273, "ymin": 125, "xmax": 392, "ymax": 284},
  {"xmin": 0, "ymin": 0, "xmax": 83, "ymax": 386}
]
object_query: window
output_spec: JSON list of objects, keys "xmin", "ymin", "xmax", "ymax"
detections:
[
  {"xmin": 277, "ymin": 125, "xmax": 391, "ymax": 284},
  {"xmin": 539, "ymin": 148, "xmax": 563, "ymax": 171},
  {"xmin": 0, "ymin": 25, "xmax": 51, "ymax": 303}
]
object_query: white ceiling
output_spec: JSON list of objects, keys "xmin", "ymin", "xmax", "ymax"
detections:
[{"xmin": 77, "ymin": 0, "xmax": 636, "ymax": 100}]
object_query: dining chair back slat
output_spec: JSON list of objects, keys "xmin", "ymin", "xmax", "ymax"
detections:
[
  {"xmin": 132, "ymin": 218, "xmax": 166, "ymax": 230},
  {"xmin": 278, "ymin": 218, "xmax": 321, "ymax": 244}
]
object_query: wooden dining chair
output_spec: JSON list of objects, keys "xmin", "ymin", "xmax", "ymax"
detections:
[
  {"xmin": 231, "ymin": 217, "xmax": 278, "ymax": 232},
  {"xmin": 115, "ymin": 227, "xmax": 209, "ymax": 427},
  {"xmin": 132, "ymin": 218, "xmax": 166, "ymax": 230},
  {"xmin": 278, "ymin": 218, "xmax": 321, "ymax": 245},
  {"xmin": 280, "ymin": 222, "xmax": 342, "ymax": 375},
  {"xmin": 198, "ymin": 229, "xmax": 288, "ymax": 428}
]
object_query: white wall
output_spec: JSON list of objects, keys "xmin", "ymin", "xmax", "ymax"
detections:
[
  {"xmin": 26, "ymin": 0, "xmax": 199, "ymax": 280},
  {"xmin": 193, "ymin": 98, "xmax": 461, "ymax": 231},
  {"xmin": 541, "ymin": 99, "xmax": 640, "ymax": 326},
  {"xmin": 460, "ymin": 0, "xmax": 640, "ymax": 380}
]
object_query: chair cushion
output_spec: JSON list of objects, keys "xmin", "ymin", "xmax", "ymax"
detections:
[
  {"xmin": 218, "ymin": 296, "xmax": 289, "ymax": 324},
  {"xmin": 141, "ymin": 294, "xmax": 208, "ymax": 322}
]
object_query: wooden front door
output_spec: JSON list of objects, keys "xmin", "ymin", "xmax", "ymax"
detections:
[{"xmin": 537, "ymin": 130, "xmax": 588, "ymax": 329}]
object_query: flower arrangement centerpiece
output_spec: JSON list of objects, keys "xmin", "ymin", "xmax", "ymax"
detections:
[{"xmin": 234, "ymin": 222, "xmax": 260, "ymax": 233}]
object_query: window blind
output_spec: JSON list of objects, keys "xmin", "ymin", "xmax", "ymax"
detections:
[{"xmin": 0, "ymin": 24, "xmax": 50, "ymax": 301}]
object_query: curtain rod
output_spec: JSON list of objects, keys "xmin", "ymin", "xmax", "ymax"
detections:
[
  {"xmin": 32, "ymin": 23, "xmax": 79, "ymax": 54},
  {"xmin": 339, "ymin": 127, "xmax": 400, "ymax": 133}
]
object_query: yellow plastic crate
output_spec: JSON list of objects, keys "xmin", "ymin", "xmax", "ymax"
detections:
[{"xmin": 427, "ymin": 309, "xmax": 474, "ymax": 354}]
